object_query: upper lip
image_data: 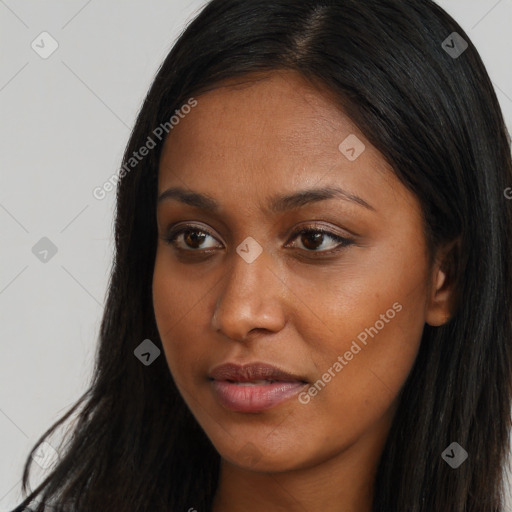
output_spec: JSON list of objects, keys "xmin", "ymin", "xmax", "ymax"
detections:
[{"xmin": 209, "ymin": 362, "xmax": 308, "ymax": 383}]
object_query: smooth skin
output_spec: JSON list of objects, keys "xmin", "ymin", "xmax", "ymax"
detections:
[{"xmin": 152, "ymin": 70, "xmax": 455, "ymax": 512}]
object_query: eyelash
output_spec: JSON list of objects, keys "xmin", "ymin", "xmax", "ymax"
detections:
[{"xmin": 163, "ymin": 223, "xmax": 355, "ymax": 257}]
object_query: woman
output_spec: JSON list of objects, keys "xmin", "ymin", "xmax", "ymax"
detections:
[{"xmin": 13, "ymin": 0, "xmax": 512, "ymax": 511}]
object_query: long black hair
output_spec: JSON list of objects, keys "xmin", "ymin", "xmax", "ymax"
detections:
[{"xmin": 14, "ymin": 1, "xmax": 512, "ymax": 510}]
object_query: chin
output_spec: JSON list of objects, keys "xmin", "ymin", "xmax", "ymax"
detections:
[{"xmin": 211, "ymin": 434, "xmax": 321, "ymax": 473}]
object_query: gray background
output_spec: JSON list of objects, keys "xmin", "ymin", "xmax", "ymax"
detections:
[{"xmin": 1, "ymin": 0, "xmax": 511, "ymax": 510}]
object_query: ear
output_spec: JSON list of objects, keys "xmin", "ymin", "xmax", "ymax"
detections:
[{"xmin": 425, "ymin": 238, "xmax": 460, "ymax": 327}]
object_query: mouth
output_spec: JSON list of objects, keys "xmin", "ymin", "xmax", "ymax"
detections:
[
  {"xmin": 208, "ymin": 362, "xmax": 309, "ymax": 413},
  {"xmin": 223, "ymin": 379, "xmax": 287, "ymax": 386}
]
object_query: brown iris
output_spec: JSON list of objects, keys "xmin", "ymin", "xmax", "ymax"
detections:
[
  {"xmin": 301, "ymin": 232, "xmax": 324, "ymax": 250},
  {"xmin": 184, "ymin": 229, "xmax": 207, "ymax": 249}
]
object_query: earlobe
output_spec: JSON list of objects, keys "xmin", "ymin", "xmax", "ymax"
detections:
[{"xmin": 425, "ymin": 239, "xmax": 460, "ymax": 327}]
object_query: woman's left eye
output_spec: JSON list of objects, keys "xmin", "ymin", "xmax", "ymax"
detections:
[
  {"xmin": 163, "ymin": 224, "xmax": 354, "ymax": 255},
  {"xmin": 286, "ymin": 228, "xmax": 354, "ymax": 254}
]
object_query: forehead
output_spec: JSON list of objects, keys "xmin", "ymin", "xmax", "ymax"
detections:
[
  {"xmin": 161, "ymin": 71, "xmax": 360, "ymax": 161},
  {"xmin": 157, "ymin": 70, "xmax": 410, "ymax": 215}
]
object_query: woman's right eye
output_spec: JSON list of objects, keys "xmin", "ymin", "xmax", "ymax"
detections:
[{"xmin": 164, "ymin": 226, "xmax": 223, "ymax": 251}]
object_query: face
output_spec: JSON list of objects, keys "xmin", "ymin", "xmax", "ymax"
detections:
[{"xmin": 153, "ymin": 70, "xmax": 438, "ymax": 473}]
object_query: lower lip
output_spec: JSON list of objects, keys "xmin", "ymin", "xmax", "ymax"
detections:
[{"xmin": 210, "ymin": 380, "xmax": 308, "ymax": 412}]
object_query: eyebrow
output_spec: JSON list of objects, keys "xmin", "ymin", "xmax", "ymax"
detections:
[{"xmin": 157, "ymin": 186, "xmax": 375, "ymax": 212}]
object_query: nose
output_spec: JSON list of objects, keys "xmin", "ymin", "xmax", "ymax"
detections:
[{"xmin": 211, "ymin": 248, "xmax": 287, "ymax": 342}]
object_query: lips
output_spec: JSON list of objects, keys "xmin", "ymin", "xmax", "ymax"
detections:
[
  {"xmin": 209, "ymin": 362, "xmax": 307, "ymax": 383},
  {"xmin": 208, "ymin": 362, "xmax": 308, "ymax": 412}
]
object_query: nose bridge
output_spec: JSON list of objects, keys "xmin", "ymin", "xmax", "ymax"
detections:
[{"xmin": 211, "ymin": 247, "xmax": 286, "ymax": 340}]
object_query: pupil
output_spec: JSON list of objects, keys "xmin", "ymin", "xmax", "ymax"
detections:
[
  {"xmin": 302, "ymin": 232, "xmax": 323, "ymax": 250},
  {"xmin": 185, "ymin": 230, "xmax": 206, "ymax": 248}
]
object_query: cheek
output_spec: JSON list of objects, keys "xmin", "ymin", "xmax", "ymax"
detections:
[
  {"xmin": 285, "ymin": 300, "xmax": 424, "ymax": 463},
  {"xmin": 291, "ymin": 240, "xmax": 429, "ymax": 417},
  {"xmin": 152, "ymin": 253, "xmax": 204, "ymax": 382}
]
